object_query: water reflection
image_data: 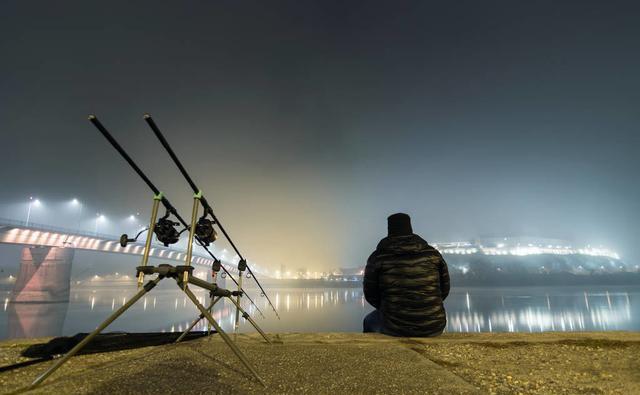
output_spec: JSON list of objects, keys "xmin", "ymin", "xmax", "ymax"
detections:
[
  {"xmin": 238, "ymin": 286, "xmax": 640, "ymax": 334},
  {"xmin": 7, "ymin": 302, "xmax": 68, "ymax": 338},
  {"xmin": 447, "ymin": 288, "xmax": 640, "ymax": 332},
  {"xmin": 1, "ymin": 285, "xmax": 638, "ymax": 340},
  {"xmin": 443, "ymin": 288, "xmax": 637, "ymax": 333}
]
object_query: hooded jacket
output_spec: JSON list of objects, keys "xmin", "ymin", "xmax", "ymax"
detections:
[{"xmin": 363, "ymin": 234, "xmax": 450, "ymax": 336}]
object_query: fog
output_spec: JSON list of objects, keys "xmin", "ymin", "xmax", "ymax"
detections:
[{"xmin": 1, "ymin": 1, "xmax": 639, "ymax": 271}]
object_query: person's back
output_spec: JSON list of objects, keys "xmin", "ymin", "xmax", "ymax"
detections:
[{"xmin": 363, "ymin": 213, "xmax": 450, "ymax": 337}]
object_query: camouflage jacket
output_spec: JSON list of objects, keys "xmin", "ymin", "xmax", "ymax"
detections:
[{"xmin": 363, "ymin": 234, "xmax": 450, "ymax": 336}]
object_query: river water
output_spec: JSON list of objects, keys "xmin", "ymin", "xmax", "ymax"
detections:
[{"xmin": 1, "ymin": 284, "xmax": 639, "ymax": 340}]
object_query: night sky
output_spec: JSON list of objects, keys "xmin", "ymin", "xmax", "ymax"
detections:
[{"xmin": 1, "ymin": 1, "xmax": 639, "ymax": 270}]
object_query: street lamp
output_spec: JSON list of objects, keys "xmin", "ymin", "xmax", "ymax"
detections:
[
  {"xmin": 25, "ymin": 196, "xmax": 41, "ymax": 226},
  {"xmin": 127, "ymin": 212, "xmax": 142, "ymax": 234},
  {"xmin": 94, "ymin": 213, "xmax": 105, "ymax": 236},
  {"xmin": 70, "ymin": 198, "xmax": 83, "ymax": 230}
]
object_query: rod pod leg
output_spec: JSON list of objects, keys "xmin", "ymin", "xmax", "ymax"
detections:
[
  {"xmin": 27, "ymin": 277, "xmax": 163, "ymax": 390},
  {"xmin": 182, "ymin": 194, "xmax": 201, "ymax": 290},
  {"xmin": 180, "ymin": 284, "xmax": 266, "ymax": 387},
  {"xmin": 207, "ymin": 293, "xmax": 213, "ymax": 335},
  {"xmin": 138, "ymin": 194, "xmax": 162, "ymax": 287},
  {"xmin": 226, "ymin": 297, "xmax": 271, "ymax": 344},
  {"xmin": 175, "ymin": 296, "xmax": 222, "ymax": 343},
  {"xmin": 234, "ymin": 259, "xmax": 247, "ymax": 339},
  {"xmin": 234, "ymin": 271, "xmax": 243, "ymax": 338}
]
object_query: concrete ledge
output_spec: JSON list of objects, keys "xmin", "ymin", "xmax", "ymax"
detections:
[{"xmin": 1, "ymin": 332, "xmax": 639, "ymax": 394}]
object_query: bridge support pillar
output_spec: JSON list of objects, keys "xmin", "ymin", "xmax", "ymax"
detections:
[{"xmin": 11, "ymin": 246, "xmax": 75, "ymax": 303}]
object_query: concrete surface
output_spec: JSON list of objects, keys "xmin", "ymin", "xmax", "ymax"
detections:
[{"xmin": 1, "ymin": 332, "xmax": 639, "ymax": 394}]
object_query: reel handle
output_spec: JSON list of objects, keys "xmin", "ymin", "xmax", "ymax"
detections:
[{"xmin": 119, "ymin": 234, "xmax": 136, "ymax": 248}]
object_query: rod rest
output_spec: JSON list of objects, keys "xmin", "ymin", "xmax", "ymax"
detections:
[
  {"xmin": 187, "ymin": 275, "xmax": 232, "ymax": 297},
  {"xmin": 135, "ymin": 264, "xmax": 233, "ymax": 297},
  {"xmin": 136, "ymin": 264, "xmax": 193, "ymax": 277}
]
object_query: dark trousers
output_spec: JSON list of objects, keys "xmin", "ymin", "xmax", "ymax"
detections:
[
  {"xmin": 363, "ymin": 309, "xmax": 384, "ymax": 333},
  {"xmin": 363, "ymin": 309, "xmax": 445, "ymax": 336}
]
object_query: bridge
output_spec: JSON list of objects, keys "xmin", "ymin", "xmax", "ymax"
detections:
[{"xmin": 0, "ymin": 217, "xmax": 240, "ymax": 303}]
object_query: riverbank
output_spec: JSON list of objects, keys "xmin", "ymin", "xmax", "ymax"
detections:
[{"xmin": 1, "ymin": 332, "xmax": 639, "ymax": 394}]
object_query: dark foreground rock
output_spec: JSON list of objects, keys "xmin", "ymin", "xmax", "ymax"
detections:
[{"xmin": 1, "ymin": 332, "xmax": 639, "ymax": 394}]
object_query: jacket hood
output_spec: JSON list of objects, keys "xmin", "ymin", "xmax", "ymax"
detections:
[{"xmin": 376, "ymin": 234, "xmax": 434, "ymax": 255}]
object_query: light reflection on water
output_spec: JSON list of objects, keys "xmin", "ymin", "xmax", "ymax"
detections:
[
  {"xmin": 445, "ymin": 289, "xmax": 635, "ymax": 333},
  {"xmin": 1, "ymin": 285, "xmax": 638, "ymax": 340}
]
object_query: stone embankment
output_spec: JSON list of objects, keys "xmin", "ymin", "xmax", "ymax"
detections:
[{"xmin": 1, "ymin": 332, "xmax": 639, "ymax": 394}]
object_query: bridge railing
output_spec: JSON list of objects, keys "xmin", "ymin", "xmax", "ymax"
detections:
[
  {"xmin": 0, "ymin": 216, "xmax": 217, "ymax": 262},
  {"xmin": 0, "ymin": 217, "xmax": 118, "ymax": 241}
]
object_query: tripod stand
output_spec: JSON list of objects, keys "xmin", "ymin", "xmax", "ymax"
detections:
[{"xmin": 28, "ymin": 264, "xmax": 267, "ymax": 390}]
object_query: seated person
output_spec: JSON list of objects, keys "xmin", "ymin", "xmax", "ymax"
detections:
[{"xmin": 363, "ymin": 213, "xmax": 450, "ymax": 337}]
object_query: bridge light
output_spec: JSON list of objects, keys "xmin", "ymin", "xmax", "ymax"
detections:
[
  {"xmin": 94, "ymin": 214, "xmax": 106, "ymax": 236},
  {"xmin": 25, "ymin": 197, "xmax": 42, "ymax": 226}
]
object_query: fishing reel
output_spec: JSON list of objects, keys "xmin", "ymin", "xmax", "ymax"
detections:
[
  {"xmin": 195, "ymin": 216, "xmax": 217, "ymax": 246},
  {"xmin": 154, "ymin": 212, "xmax": 181, "ymax": 246}
]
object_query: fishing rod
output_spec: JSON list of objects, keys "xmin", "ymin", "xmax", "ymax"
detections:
[
  {"xmin": 143, "ymin": 114, "xmax": 280, "ymax": 320},
  {"xmin": 88, "ymin": 115, "xmax": 265, "ymax": 318}
]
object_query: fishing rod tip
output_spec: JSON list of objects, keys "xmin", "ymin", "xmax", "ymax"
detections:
[
  {"xmin": 143, "ymin": 113, "xmax": 151, "ymax": 119},
  {"xmin": 88, "ymin": 114, "xmax": 96, "ymax": 120}
]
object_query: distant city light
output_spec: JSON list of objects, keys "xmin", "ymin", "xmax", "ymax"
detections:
[{"xmin": 436, "ymin": 243, "xmax": 620, "ymax": 260}]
